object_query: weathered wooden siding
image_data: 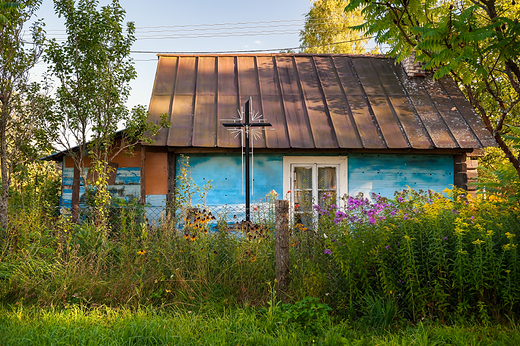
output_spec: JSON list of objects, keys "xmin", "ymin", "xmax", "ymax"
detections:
[
  {"xmin": 60, "ymin": 152, "xmax": 142, "ymax": 208},
  {"xmin": 64, "ymin": 152, "xmax": 141, "ymax": 168},
  {"xmin": 177, "ymin": 153, "xmax": 284, "ymax": 206},
  {"xmin": 348, "ymin": 154, "xmax": 454, "ymax": 198},
  {"xmin": 60, "ymin": 152, "xmax": 455, "ymax": 213}
]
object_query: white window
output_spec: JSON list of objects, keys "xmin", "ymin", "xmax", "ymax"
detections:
[{"xmin": 283, "ymin": 156, "xmax": 348, "ymax": 226}]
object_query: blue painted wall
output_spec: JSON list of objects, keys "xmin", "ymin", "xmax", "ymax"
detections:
[
  {"xmin": 60, "ymin": 153, "xmax": 455, "ymax": 211},
  {"xmin": 348, "ymin": 154, "xmax": 453, "ymax": 198},
  {"xmin": 177, "ymin": 153, "xmax": 454, "ymax": 206},
  {"xmin": 60, "ymin": 164, "xmax": 141, "ymax": 208},
  {"xmin": 176, "ymin": 153, "xmax": 284, "ymax": 206}
]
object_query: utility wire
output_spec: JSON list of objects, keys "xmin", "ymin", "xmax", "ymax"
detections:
[
  {"xmin": 130, "ymin": 36, "xmax": 376, "ymax": 55},
  {"xmin": 41, "ymin": 17, "xmax": 360, "ymax": 33}
]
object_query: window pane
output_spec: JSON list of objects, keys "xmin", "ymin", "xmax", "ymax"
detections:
[
  {"xmin": 318, "ymin": 167, "xmax": 336, "ymax": 190},
  {"xmin": 294, "ymin": 190, "xmax": 313, "ymax": 211},
  {"xmin": 318, "ymin": 191, "xmax": 337, "ymax": 208},
  {"xmin": 294, "ymin": 166, "xmax": 312, "ymax": 189}
]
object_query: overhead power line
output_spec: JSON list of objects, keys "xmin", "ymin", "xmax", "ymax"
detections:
[{"xmin": 130, "ymin": 36, "xmax": 376, "ymax": 55}]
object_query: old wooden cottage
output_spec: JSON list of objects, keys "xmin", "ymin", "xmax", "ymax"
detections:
[{"xmin": 58, "ymin": 53, "xmax": 496, "ymax": 218}]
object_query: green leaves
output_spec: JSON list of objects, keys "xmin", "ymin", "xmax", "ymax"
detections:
[
  {"xmin": 0, "ymin": 1, "xmax": 20, "ymax": 25},
  {"xmin": 345, "ymin": 0, "xmax": 520, "ymax": 178},
  {"xmin": 300, "ymin": 0, "xmax": 370, "ymax": 54}
]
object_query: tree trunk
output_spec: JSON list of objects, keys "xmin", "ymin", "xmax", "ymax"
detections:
[
  {"xmin": 71, "ymin": 163, "xmax": 80, "ymax": 223},
  {"xmin": 0, "ymin": 107, "xmax": 9, "ymax": 230}
]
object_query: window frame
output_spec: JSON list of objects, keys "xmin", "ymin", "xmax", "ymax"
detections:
[{"xmin": 283, "ymin": 156, "xmax": 348, "ymax": 223}]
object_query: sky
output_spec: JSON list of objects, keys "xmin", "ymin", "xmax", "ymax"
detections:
[{"xmin": 31, "ymin": 0, "xmax": 315, "ymax": 109}]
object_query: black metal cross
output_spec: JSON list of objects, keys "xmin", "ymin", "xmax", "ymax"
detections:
[{"xmin": 222, "ymin": 98, "xmax": 271, "ymax": 222}]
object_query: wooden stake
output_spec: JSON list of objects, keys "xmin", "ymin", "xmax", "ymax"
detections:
[{"xmin": 275, "ymin": 199, "xmax": 290, "ymax": 303}]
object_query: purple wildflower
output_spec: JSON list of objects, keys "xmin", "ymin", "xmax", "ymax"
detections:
[{"xmin": 324, "ymin": 249, "xmax": 332, "ymax": 255}]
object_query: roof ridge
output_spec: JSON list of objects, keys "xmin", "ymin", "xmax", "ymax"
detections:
[{"xmin": 156, "ymin": 53, "xmax": 390, "ymax": 58}]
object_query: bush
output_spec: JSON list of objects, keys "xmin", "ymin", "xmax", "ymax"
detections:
[{"xmin": 318, "ymin": 188, "xmax": 520, "ymax": 323}]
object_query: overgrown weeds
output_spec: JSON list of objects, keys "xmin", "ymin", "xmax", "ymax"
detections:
[
  {"xmin": 1, "ymin": 177, "xmax": 520, "ymax": 326},
  {"xmin": 317, "ymin": 188, "xmax": 520, "ymax": 324}
]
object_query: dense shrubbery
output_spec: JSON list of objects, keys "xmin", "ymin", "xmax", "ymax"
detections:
[
  {"xmin": 1, "ymin": 184, "xmax": 519, "ymax": 326},
  {"xmin": 0, "ymin": 204, "xmax": 276, "ymax": 308},
  {"xmin": 317, "ymin": 189, "xmax": 520, "ymax": 323}
]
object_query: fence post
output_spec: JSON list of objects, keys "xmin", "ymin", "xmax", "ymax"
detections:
[{"xmin": 275, "ymin": 199, "xmax": 289, "ymax": 303}]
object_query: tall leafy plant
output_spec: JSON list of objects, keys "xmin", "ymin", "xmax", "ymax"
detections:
[
  {"xmin": 477, "ymin": 124, "xmax": 520, "ymax": 201},
  {"xmin": 0, "ymin": 0, "xmax": 50, "ymax": 230},
  {"xmin": 0, "ymin": 1, "xmax": 19, "ymax": 24},
  {"xmin": 345, "ymin": 0, "xmax": 520, "ymax": 178},
  {"xmin": 300, "ymin": 0, "xmax": 370, "ymax": 54},
  {"xmin": 45, "ymin": 0, "xmax": 164, "ymax": 225}
]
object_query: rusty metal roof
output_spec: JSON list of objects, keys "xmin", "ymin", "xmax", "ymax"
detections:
[{"xmin": 147, "ymin": 54, "xmax": 496, "ymax": 150}]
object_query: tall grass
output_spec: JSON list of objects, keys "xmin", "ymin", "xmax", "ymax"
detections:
[
  {"xmin": 0, "ymin": 203, "xmax": 276, "ymax": 308},
  {"xmin": 1, "ymin": 186, "xmax": 519, "ymax": 326},
  {"xmin": 317, "ymin": 188, "xmax": 520, "ymax": 323}
]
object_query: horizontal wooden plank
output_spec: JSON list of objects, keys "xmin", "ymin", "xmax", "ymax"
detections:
[
  {"xmin": 114, "ymin": 168, "xmax": 141, "ymax": 185},
  {"xmin": 348, "ymin": 153, "xmax": 454, "ymax": 198},
  {"xmin": 467, "ymin": 160, "xmax": 479, "ymax": 169},
  {"xmin": 146, "ymin": 194, "xmax": 167, "ymax": 207}
]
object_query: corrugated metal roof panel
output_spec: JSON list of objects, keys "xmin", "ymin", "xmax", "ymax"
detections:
[
  {"xmin": 148, "ymin": 54, "xmax": 496, "ymax": 150},
  {"xmin": 277, "ymin": 57, "xmax": 314, "ymax": 148},
  {"xmin": 333, "ymin": 57, "xmax": 384, "ymax": 149},
  {"xmin": 257, "ymin": 56, "xmax": 290, "ymax": 148},
  {"xmin": 439, "ymin": 77, "xmax": 496, "ymax": 147},
  {"xmin": 423, "ymin": 79, "xmax": 481, "ymax": 148},
  {"xmin": 315, "ymin": 56, "xmax": 362, "ymax": 148}
]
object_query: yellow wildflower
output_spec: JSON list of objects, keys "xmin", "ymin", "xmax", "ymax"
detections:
[{"xmin": 472, "ymin": 239, "xmax": 485, "ymax": 245}]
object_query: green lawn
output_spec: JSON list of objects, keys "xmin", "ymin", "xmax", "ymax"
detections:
[{"xmin": 1, "ymin": 305, "xmax": 519, "ymax": 345}]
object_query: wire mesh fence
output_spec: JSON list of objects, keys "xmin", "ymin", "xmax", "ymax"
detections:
[
  {"xmin": 4, "ymin": 192, "xmax": 520, "ymax": 321},
  {"xmin": 3, "ymin": 202, "xmax": 345, "ymax": 308}
]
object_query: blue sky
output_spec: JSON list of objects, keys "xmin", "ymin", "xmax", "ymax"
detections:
[{"xmin": 32, "ymin": 0, "xmax": 314, "ymax": 108}]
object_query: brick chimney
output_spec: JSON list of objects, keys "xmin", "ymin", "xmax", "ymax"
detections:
[{"xmin": 402, "ymin": 51, "xmax": 427, "ymax": 77}]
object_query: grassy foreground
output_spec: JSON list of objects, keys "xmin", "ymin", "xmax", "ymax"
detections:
[{"xmin": 1, "ymin": 305, "xmax": 520, "ymax": 345}]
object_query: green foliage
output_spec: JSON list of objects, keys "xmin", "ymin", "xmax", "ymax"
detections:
[
  {"xmin": 9, "ymin": 161, "xmax": 60, "ymax": 209},
  {"xmin": 321, "ymin": 188, "xmax": 520, "ymax": 322},
  {"xmin": 360, "ymin": 294, "xmax": 399, "ymax": 329},
  {"xmin": 0, "ymin": 0, "xmax": 51, "ymax": 229},
  {"xmin": 477, "ymin": 124, "xmax": 520, "ymax": 201},
  {"xmin": 44, "ymin": 0, "xmax": 165, "ymax": 222},
  {"xmin": 0, "ymin": 1, "xmax": 20, "ymax": 24},
  {"xmin": 278, "ymin": 297, "xmax": 332, "ymax": 335},
  {"xmin": 1, "ymin": 305, "xmax": 520, "ymax": 345},
  {"xmin": 1, "ymin": 186, "xmax": 519, "ymax": 327},
  {"xmin": 300, "ymin": 0, "xmax": 370, "ymax": 54},
  {"xmin": 345, "ymin": 0, "xmax": 520, "ymax": 177}
]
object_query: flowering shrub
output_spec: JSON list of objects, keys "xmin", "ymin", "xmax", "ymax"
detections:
[{"xmin": 315, "ymin": 188, "xmax": 520, "ymax": 323}]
